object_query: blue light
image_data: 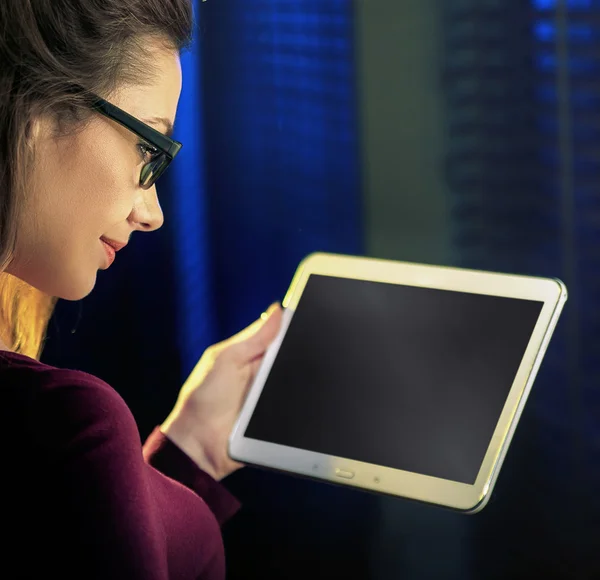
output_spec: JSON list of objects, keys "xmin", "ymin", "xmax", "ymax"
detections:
[
  {"xmin": 570, "ymin": 23, "xmax": 593, "ymax": 41},
  {"xmin": 534, "ymin": 21, "xmax": 555, "ymax": 41},
  {"xmin": 536, "ymin": 53, "xmax": 557, "ymax": 71},
  {"xmin": 534, "ymin": 0, "xmax": 595, "ymax": 8},
  {"xmin": 201, "ymin": 0, "xmax": 363, "ymax": 337},
  {"xmin": 533, "ymin": 0, "xmax": 556, "ymax": 9},
  {"xmin": 567, "ymin": 0, "xmax": 592, "ymax": 7},
  {"xmin": 172, "ymin": 0, "xmax": 216, "ymax": 374}
]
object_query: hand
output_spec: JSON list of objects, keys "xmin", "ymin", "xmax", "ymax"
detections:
[{"xmin": 160, "ymin": 303, "xmax": 283, "ymax": 480}]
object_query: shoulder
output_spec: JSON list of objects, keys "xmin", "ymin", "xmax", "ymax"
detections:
[{"xmin": 0, "ymin": 352, "xmax": 140, "ymax": 456}]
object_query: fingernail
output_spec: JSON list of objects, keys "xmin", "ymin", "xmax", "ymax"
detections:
[{"xmin": 261, "ymin": 302, "xmax": 280, "ymax": 320}]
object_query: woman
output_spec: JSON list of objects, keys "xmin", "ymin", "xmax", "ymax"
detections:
[{"xmin": 0, "ymin": 0, "xmax": 282, "ymax": 578}]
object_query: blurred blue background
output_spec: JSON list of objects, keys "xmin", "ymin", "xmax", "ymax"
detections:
[{"xmin": 43, "ymin": 0, "xmax": 600, "ymax": 578}]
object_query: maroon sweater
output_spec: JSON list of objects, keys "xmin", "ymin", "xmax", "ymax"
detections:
[{"xmin": 0, "ymin": 351, "xmax": 240, "ymax": 579}]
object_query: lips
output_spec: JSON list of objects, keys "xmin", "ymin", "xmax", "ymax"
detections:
[
  {"xmin": 100, "ymin": 237, "xmax": 127, "ymax": 268},
  {"xmin": 100, "ymin": 237, "xmax": 127, "ymax": 252},
  {"xmin": 100, "ymin": 239, "xmax": 116, "ymax": 267}
]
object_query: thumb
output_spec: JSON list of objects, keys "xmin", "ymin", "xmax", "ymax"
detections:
[{"xmin": 233, "ymin": 303, "xmax": 283, "ymax": 364}]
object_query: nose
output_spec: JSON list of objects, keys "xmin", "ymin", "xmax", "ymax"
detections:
[{"xmin": 129, "ymin": 184, "xmax": 164, "ymax": 232}]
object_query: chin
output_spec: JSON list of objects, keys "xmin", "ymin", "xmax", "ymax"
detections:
[{"xmin": 59, "ymin": 275, "xmax": 98, "ymax": 301}]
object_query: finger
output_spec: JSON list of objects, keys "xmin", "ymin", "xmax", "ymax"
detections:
[
  {"xmin": 225, "ymin": 302, "xmax": 280, "ymax": 346},
  {"xmin": 228, "ymin": 459, "xmax": 245, "ymax": 474},
  {"xmin": 231, "ymin": 304, "xmax": 283, "ymax": 364},
  {"xmin": 245, "ymin": 304, "xmax": 283, "ymax": 358},
  {"xmin": 260, "ymin": 302, "xmax": 281, "ymax": 321}
]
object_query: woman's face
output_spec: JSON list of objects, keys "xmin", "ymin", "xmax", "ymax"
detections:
[{"xmin": 7, "ymin": 42, "xmax": 182, "ymax": 301}]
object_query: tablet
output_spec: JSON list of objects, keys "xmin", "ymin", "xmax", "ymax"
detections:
[{"xmin": 229, "ymin": 253, "xmax": 567, "ymax": 512}]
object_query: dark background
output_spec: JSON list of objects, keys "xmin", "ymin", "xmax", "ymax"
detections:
[{"xmin": 42, "ymin": 1, "xmax": 600, "ymax": 579}]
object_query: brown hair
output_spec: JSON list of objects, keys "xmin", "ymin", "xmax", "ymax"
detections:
[{"xmin": 0, "ymin": 0, "xmax": 192, "ymax": 359}]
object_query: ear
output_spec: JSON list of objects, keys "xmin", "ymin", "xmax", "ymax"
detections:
[{"xmin": 25, "ymin": 114, "xmax": 53, "ymax": 151}]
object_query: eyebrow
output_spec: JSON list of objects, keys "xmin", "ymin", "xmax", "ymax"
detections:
[{"xmin": 142, "ymin": 117, "xmax": 175, "ymax": 138}]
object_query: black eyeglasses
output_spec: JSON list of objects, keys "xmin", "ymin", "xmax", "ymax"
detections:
[{"xmin": 91, "ymin": 96, "xmax": 182, "ymax": 190}]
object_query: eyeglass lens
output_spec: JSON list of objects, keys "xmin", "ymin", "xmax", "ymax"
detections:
[{"xmin": 140, "ymin": 154, "xmax": 171, "ymax": 190}]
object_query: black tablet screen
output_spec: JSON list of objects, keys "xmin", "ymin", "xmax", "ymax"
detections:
[{"xmin": 244, "ymin": 274, "xmax": 544, "ymax": 484}]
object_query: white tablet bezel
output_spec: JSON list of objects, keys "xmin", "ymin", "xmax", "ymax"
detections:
[{"xmin": 229, "ymin": 253, "xmax": 567, "ymax": 513}]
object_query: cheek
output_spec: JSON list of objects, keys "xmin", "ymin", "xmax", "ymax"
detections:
[
  {"xmin": 10, "ymin": 125, "xmax": 139, "ymax": 299},
  {"xmin": 60, "ymin": 130, "xmax": 138, "ymax": 231},
  {"xmin": 27, "ymin": 130, "xmax": 136, "ymax": 263}
]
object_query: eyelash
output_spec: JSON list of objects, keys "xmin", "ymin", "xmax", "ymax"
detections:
[{"xmin": 137, "ymin": 142, "xmax": 159, "ymax": 162}]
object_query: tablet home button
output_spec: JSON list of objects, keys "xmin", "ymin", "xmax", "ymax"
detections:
[{"xmin": 335, "ymin": 469, "xmax": 355, "ymax": 480}]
